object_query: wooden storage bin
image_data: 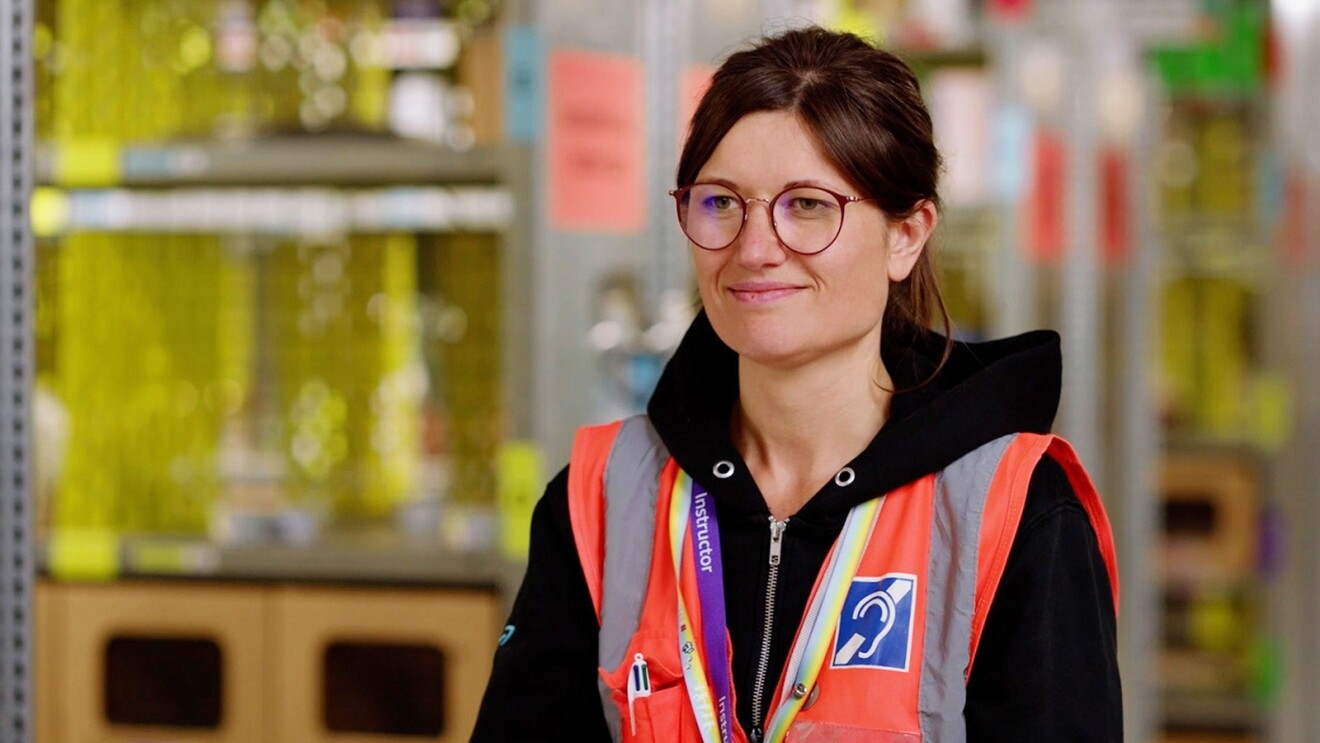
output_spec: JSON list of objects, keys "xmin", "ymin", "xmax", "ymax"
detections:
[
  {"xmin": 42, "ymin": 580, "xmax": 267, "ymax": 743},
  {"xmin": 35, "ymin": 581, "xmax": 56, "ymax": 743},
  {"xmin": 269, "ymin": 585, "xmax": 499, "ymax": 743},
  {"xmin": 1160, "ymin": 452, "xmax": 1259, "ymax": 584},
  {"xmin": 457, "ymin": 29, "xmax": 505, "ymax": 147}
]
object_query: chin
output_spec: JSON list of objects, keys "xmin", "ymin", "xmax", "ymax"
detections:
[
  {"xmin": 709, "ymin": 307, "xmax": 885, "ymax": 371},
  {"xmin": 709, "ymin": 312, "xmax": 815, "ymax": 366}
]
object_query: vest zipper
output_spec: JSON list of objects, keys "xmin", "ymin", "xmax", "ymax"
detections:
[{"xmin": 750, "ymin": 516, "xmax": 787, "ymax": 743}]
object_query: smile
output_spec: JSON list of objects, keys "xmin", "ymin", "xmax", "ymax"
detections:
[{"xmin": 727, "ymin": 282, "xmax": 803, "ymax": 304}]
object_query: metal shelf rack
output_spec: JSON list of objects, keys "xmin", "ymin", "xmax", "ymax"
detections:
[
  {"xmin": 1, "ymin": 1, "xmax": 35, "ymax": 741},
  {"xmin": 34, "ymin": 136, "xmax": 513, "ymax": 187}
]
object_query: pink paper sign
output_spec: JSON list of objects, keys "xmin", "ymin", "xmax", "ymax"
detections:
[{"xmin": 548, "ymin": 49, "xmax": 645, "ymax": 234}]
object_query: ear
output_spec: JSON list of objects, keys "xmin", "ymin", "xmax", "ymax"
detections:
[{"xmin": 886, "ymin": 200, "xmax": 938, "ymax": 282}]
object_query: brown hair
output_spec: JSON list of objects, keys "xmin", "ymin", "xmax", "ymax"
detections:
[{"xmin": 677, "ymin": 26, "xmax": 952, "ymax": 379}]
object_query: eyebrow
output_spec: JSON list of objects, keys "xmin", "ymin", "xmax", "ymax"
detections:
[
  {"xmin": 783, "ymin": 178, "xmax": 836, "ymax": 191},
  {"xmin": 695, "ymin": 177, "xmax": 844, "ymax": 193}
]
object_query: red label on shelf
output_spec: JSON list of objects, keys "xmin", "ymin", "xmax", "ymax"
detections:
[
  {"xmin": 1024, "ymin": 130, "xmax": 1067, "ymax": 264},
  {"xmin": 989, "ymin": 0, "xmax": 1032, "ymax": 22},
  {"xmin": 548, "ymin": 49, "xmax": 646, "ymax": 234},
  {"xmin": 1280, "ymin": 168, "xmax": 1310, "ymax": 268},
  {"xmin": 1100, "ymin": 147, "xmax": 1131, "ymax": 267}
]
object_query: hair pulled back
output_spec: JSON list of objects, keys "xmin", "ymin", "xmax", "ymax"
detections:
[{"xmin": 678, "ymin": 27, "xmax": 952, "ymax": 366}]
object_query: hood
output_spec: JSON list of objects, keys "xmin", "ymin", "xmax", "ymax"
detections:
[{"xmin": 646, "ymin": 309, "xmax": 1062, "ymax": 528}]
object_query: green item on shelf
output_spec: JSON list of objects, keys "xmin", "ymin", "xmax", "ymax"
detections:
[
  {"xmin": 1248, "ymin": 633, "xmax": 1285, "ymax": 707},
  {"xmin": 1150, "ymin": 1, "xmax": 1266, "ymax": 97}
]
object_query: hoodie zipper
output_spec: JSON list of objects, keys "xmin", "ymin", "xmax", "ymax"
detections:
[{"xmin": 749, "ymin": 517, "xmax": 787, "ymax": 743}]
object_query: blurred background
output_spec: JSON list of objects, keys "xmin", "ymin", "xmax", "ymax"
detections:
[{"xmin": 0, "ymin": 0, "xmax": 1318, "ymax": 741}]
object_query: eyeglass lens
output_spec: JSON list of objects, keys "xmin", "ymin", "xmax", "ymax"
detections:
[{"xmin": 676, "ymin": 184, "xmax": 845, "ymax": 254}]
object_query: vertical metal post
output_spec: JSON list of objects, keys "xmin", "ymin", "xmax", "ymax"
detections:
[
  {"xmin": 1296, "ymin": 199, "xmax": 1320, "ymax": 743},
  {"xmin": 985, "ymin": 22, "xmax": 1038, "ymax": 338},
  {"xmin": 0, "ymin": 1, "xmax": 34, "ymax": 741},
  {"xmin": 1057, "ymin": 0, "xmax": 1104, "ymax": 482},
  {"xmin": 1116, "ymin": 69, "xmax": 1164, "ymax": 743},
  {"xmin": 1266, "ymin": 5, "xmax": 1320, "ymax": 741},
  {"xmin": 1276, "ymin": 212, "xmax": 1320, "ymax": 743},
  {"xmin": 642, "ymin": 0, "xmax": 686, "ymax": 318},
  {"xmin": 501, "ymin": 0, "xmax": 537, "ymax": 442},
  {"xmin": 1268, "ymin": 183, "xmax": 1320, "ymax": 743}
]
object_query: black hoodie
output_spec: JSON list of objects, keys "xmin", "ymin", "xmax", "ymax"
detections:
[{"xmin": 473, "ymin": 312, "xmax": 1122, "ymax": 742}]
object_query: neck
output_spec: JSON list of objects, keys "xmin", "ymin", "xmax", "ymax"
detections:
[{"xmin": 734, "ymin": 345, "xmax": 892, "ymax": 519}]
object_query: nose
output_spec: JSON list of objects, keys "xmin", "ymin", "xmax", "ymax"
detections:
[{"xmin": 734, "ymin": 198, "xmax": 788, "ymax": 267}]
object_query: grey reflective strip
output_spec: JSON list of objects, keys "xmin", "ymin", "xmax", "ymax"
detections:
[
  {"xmin": 595, "ymin": 415, "xmax": 670, "ymax": 743},
  {"xmin": 918, "ymin": 433, "xmax": 1016, "ymax": 743}
]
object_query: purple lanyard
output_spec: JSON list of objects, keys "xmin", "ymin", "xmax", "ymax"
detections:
[{"xmin": 689, "ymin": 481, "xmax": 736, "ymax": 743}]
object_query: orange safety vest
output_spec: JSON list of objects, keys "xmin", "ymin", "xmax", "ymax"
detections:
[{"xmin": 568, "ymin": 416, "xmax": 1119, "ymax": 743}]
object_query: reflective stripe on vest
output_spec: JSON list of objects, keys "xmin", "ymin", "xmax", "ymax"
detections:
[
  {"xmin": 568, "ymin": 417, "xmax": 1118, "ymax": 743},
  {"xmin": 924, "ymin": 434, "xmax": 1013, "ymax": 740},
  {"xmin": 570, "ymin": 415, "xmax": 672, "ymax": 743}
]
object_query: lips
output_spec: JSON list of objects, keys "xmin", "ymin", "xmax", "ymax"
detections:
[{"xmin": 726, "ymin": 280, "xmax": 804, "ymax": 304}]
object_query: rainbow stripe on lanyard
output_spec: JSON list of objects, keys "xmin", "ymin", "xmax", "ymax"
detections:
[{"xmin": 669, "ymin": 470, "xmax": 885, "ymax": 743}]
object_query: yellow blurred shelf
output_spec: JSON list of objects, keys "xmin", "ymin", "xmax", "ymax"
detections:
[
  {"xmin": 37, "ymin": 528, "xmax": 520, "ymax": 590},
  {"xmin": 35, "ymin": 135, "xmax": 515, "ymax": 188},
  {"xmin": 32, "ymin": 184, "xmax": 513, "ymax": 235}
]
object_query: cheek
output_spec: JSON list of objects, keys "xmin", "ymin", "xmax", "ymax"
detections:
[
  {"xmin": 825, "ymin": 251, "xmax": 890, "ymax": 315},
  {"xmin": 690, "ymin": 250, "xmax": 722, "ymax": 290}
]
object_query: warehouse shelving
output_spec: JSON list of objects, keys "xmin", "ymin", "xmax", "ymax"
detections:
[
  {"xmin": 12, "ymin": 0, "xmax": 536, "ymax": 739},
  {"xmin": 35, "ymin": 136, "xmax": 512, "ymax": 187},
  {"xmin": 31, "ymin": 185, "xmax": 514, "ymax": 235},
  {"xmin": 1, "ymin": 0, "xmax": 36, "ymax": 740}
]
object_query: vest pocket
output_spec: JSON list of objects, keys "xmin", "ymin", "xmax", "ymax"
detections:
[
  {"xmin": 787, "ymin": 720, "xmax": 921, "ymax": 742},
  {"xmin": 613, "ymin": 681, "xmax": 695, "ymax": 742},
  {"xmin": 601, "ymin": 634, "xmax": 698, "ymax": 742}
]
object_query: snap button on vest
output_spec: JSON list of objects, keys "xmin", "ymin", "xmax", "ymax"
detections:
[
  {"xmin": 834, "ymin": 467, "xmax": 856, "ymax": 487},
  {"xmin": 792, "ymin": 683, "xmax": 808, "ymax": 699},
  {"xmin": 713, "ymin": 460, "xmax": 735, "ymax": 479},
  {"xmin": 804, "ymin": 684, "xmax": 820, "ymax": 709}
]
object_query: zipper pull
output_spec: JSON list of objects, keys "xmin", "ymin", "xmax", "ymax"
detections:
[
  {"xmin": 627, "ymin": 652, "xmax": 651, "ymax": 736},
  {"xmin": 750, "ymin": 726, "xmax": 763, "ymax": 743},
  {"xmin": 768, "ymin": 518, "xmax": 786, "ymax": 567}
]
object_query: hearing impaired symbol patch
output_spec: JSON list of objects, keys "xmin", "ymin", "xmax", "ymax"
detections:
[{"xmin": 831, "ymin": 573, "xmax": 917, "ymax": 671}]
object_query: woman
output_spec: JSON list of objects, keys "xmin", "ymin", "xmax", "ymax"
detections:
[{"xmin": 474, "ymin": 26, "xmax": 1121, "ymax": 743}]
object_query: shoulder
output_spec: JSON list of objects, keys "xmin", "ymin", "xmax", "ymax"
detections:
[
  {"xmin": 966, "ymin": 449, "xmax": 1123, "ymax": 740},
  {"xmin": 1019, "ymin": 450, "xmax": 1087, "ymax": 530},
  {"xmin": 1003, "ymin": 450, "xmax": 1115, "ymax": 604},
  {"xmin": 530, "ymin": 465, "xmax": 574, "ymax": 541},
  {"xmin": 568, "ymin": 415, "xmax": 660, "ymax": 469}
]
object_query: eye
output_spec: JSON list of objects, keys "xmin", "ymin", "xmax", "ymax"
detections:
[
  {"xmin": 704, "ymin": 194, "xmax": 738, "ymax": 211},
  {"xmin": 779, "ymin": 189, "xmax": 840, "ymax": 219},
  {"xmin": 788, "ymin": 196, "xmax": 827, "ymax": 211}
]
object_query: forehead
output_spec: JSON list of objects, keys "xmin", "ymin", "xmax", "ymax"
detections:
[{"xmin": 696, "ymin": 110, "xmax": 847, "ymax": 189}]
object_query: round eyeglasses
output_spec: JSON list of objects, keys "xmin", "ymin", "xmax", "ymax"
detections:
[{"xmin": 669, "ymin": 183, "xmax": 871, "ymax": 255}]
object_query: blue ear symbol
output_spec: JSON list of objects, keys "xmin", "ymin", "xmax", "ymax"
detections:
[{"xmin": 499, "ymin": 625, "xmax": 516, "ymax": 646}]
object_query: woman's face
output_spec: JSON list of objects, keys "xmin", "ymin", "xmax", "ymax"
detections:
[{"xmin": 689, "ymin": 110, "xmax": 931, "ymax": 371}]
